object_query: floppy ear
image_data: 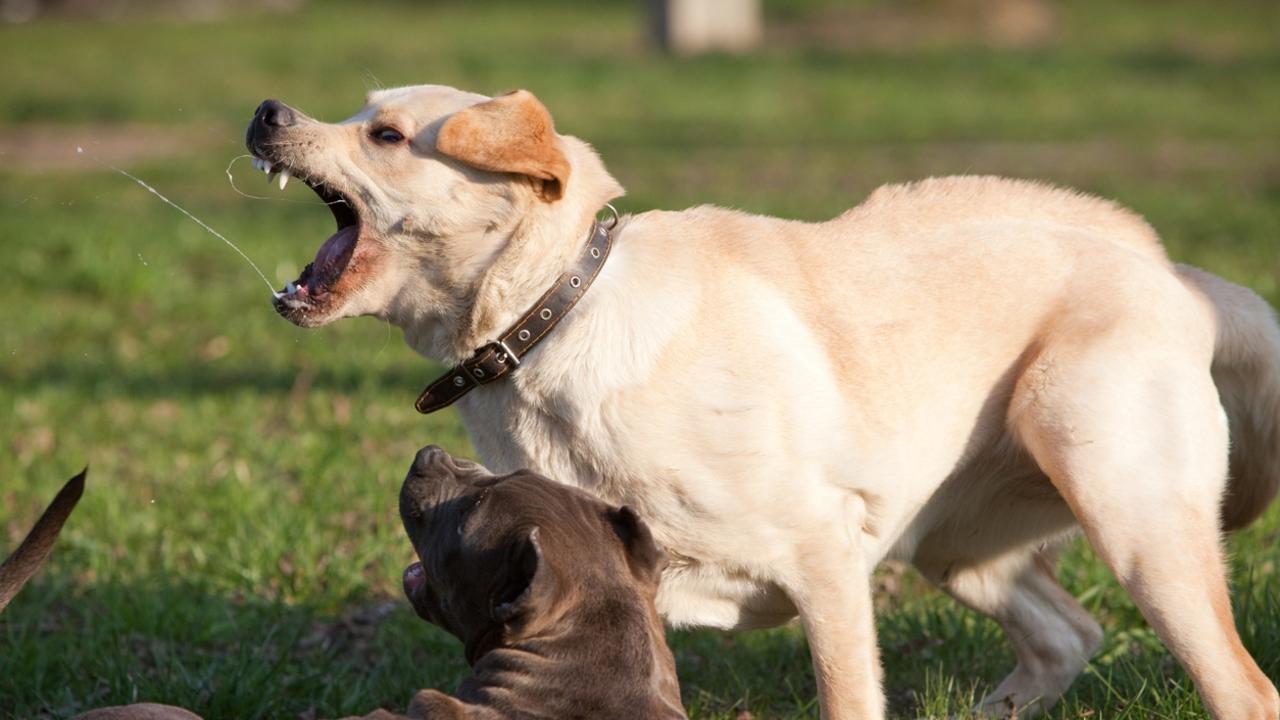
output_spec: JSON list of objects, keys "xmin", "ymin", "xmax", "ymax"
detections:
[
  {"xmin": 491, "ymin": 526, "xmax": 553, "ymax": 625},
  {"xmin": 606, "ymin": 505, "xmax": 668, "ymax": 585},
  {"xmin": 436, "ymin": 90, "xmax": 571, "ymax": 202}
]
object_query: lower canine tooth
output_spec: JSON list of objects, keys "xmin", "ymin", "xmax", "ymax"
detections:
[{"xmin": 278, "ymin": 170, "xmax": 290, "ymax": 190}]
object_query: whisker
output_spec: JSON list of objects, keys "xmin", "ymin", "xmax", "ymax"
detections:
[
  {"xmin": 224, "ymin": 154, "xmax": 348, "ymax": 207},
  {"xmin": 77, "ymin": 146, "xmax": 278, "ymax": 295}
]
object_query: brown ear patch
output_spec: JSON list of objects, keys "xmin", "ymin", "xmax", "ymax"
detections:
[
  {"xmin": 606, "ymin": 505, "xmax": 668, "ymax": 585},
  {"xmin": 436, "ymin": 90, "xmax": 571, "ymax": 202}
]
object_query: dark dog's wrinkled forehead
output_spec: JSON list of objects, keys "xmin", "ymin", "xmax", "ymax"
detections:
[
  {"xmin": 398, "ymin": 445, "xmax": 494, "ymax": 520},
  {"xmin": 398, "ymin": 445, "xmax": 668, "ymax": 585},
  {"xmin": 398, "ymin": 445, "xmax": 668, "ymax": 661},
  {"xmin": 398, "ymin": 445, "xmax": 613, "ymax": 552},
  {"xmin": 396, "ymin": 445, "xmax": 672, "ymax": 707}
]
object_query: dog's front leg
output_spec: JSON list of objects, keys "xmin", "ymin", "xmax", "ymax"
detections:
[{"xmin": 785, "ymin": 541, "xmax": 884, "ymax": 720}]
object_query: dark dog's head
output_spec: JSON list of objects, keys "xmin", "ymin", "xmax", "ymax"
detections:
[{"xmin": 398, "ymin": 445, "xmax": 666, "ymax": 664}]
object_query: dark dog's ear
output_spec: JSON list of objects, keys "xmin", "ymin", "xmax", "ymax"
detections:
[
  {"xmin": 606, "ymin": 505, "xmax": 668, "ymax": 585},
  {"xmin": 435, "ymin": 89, "xmax": 570, "ymax": 202},
  {"xmin": 491, "ymin": 526, "xmax": 553, "ymax": 626}
]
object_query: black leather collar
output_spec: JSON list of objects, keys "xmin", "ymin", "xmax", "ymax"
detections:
[{"xmin": 415, "ymin": 211, "xmax": 616, "ymax": 414}]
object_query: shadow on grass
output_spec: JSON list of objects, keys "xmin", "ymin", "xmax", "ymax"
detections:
[
  {"xmin": 0, "ymin": 576, "xmax": 466, "ymax": 720},
  {"xmin": 5, "ymin": 572, "xmax": 1276, "ymax": 719},
  {"xmin": 0, "ymin": 577, "xmax": 825, "ymax": 720}
]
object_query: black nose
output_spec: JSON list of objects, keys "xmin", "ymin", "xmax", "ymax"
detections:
[
  {"xmin": 401, "ymin": 446, "xmax": 449, "ymax": 528},
  {"xmin": 254, "ymin": 99, "xmax": 297, "ymax": 128}
]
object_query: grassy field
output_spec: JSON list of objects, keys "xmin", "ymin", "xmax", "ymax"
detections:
[{"xmin": 2, "ymin": 0, "xmax": 1278, "ymax": 717}]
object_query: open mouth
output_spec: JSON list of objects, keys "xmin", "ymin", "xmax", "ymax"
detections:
[
  {"xmin": 403, "ymin": 561, "xmax": 437, "ymax": 622},
  {"xmin": 249, "ymin": 155, "xmax": 361, "ymax": 320},
  {"xmin": 404, "ymin": 561, "xmax": 426, "ymax": 598}
]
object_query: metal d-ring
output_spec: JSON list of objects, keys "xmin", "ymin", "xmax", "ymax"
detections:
[{"xmin": 600, "ymin": 203, "xmax": 620, "ymax": 230}]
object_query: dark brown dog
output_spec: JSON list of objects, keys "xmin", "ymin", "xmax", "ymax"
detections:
[{"xmin": 384, "ymin": 445, "xmax": 687, "ymax": 720}]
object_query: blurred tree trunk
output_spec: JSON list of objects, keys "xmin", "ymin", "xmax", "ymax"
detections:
[{"xmin": 650, "ymin": 0, "xmax": 762, "ymax": 55}]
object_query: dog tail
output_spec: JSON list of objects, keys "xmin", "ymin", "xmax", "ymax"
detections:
[
  {"xmin": 1180, "ymin": 264, "xmax": 1280, "ymax": 531},
  {"xmin": 0, "ymin": 468, "xmax": 86, "ymax": 612}
]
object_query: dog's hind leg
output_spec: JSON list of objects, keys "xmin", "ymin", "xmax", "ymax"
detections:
[
  {"xmin": 915, "ymin": 545, "xmax": 1102, "ymax": 717},
  {"xmin": 1011, "ymin": 337, "xmax": 1279, "ymax": 720}
]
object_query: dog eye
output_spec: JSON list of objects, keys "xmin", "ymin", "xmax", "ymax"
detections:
[
  {"xmin": 460, "ymin": 489, "xmax": 489, "ymax": 524},
  {"xmin": 372, "ymin": 128, "xmax": 404, "ymax": 144}
]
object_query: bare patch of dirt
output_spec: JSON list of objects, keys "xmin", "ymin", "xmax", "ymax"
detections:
[
  {"xmin": 297, "ymin": 599, "xmax": 400, "ymax": 660},
  {"xmin": 769, "ymin": 0, "xmax": 1060, "ymax": 51},
  {"xmin": 0, "ymin": 123, "xmax": 226, "ymax": 172}
]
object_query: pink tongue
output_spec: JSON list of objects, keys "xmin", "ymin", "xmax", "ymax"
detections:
[
  {"xmin": 403, "ymin": 562, "xmax": 425, "ymax": 594},
  {"xmin": 314, "ymin": 225, "xmax": 358, "ymax": 273}
]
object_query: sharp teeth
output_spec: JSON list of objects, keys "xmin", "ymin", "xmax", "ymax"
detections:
[{"xmin": 278, "ymin": 169, "xmax": 290, "ymax": 190}]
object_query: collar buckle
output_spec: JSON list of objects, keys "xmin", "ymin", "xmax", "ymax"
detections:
[
  {"xmin": 415, "ymin": 211, "xmax": 615, "ymax": 415},
  {"xmin": 487, "ymin": 338, "xmax": 521, "ymax": 369}
]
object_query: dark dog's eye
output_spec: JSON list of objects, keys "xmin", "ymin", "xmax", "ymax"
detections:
[
  {"xmin": 459, "ymin": 488, "xmax": 490, "ymax": 529},
  {"xmin": 372, "ymin": 128, "xmax": 404, "ymax": 144}
]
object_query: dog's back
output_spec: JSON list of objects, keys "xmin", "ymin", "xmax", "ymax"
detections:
[{"xmin": 847, "ymin": 175, "xmax": 1168, "ymax": 260}]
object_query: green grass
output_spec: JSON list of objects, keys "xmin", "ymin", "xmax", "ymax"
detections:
[{"xmin": 1, "ymin": 0, "xmax": 1278, "ymax": 717}]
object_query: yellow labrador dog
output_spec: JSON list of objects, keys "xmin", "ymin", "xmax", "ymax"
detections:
[{"xmin": 245, "ymin": 86, "xmax": 1280, "ymax": 720}]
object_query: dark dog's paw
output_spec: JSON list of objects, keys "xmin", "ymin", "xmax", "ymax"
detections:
[{"xmin": 408, "ymin": 689, "xmax": 471, "ymax": 719}]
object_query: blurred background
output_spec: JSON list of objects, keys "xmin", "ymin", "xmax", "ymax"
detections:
[{"xmin": 1, "ymin": 1, "xmax": 1277, "ymax": 717}]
